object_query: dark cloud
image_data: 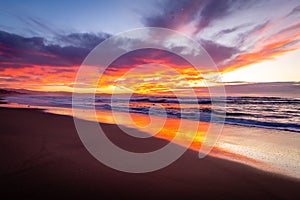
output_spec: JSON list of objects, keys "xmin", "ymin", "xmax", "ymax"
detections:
[
  {"xmin": 142, "ymin": 0, "xmax": 300, "ymax": 72},
  {"xmin": 194, "ymin": 0, "xmax": 237, "ymax": 32},
  {"xmin": 141, "ymin": 0, "xmax": 260, "ymax": 69},
  {"xmin": 142, "ymin": 0, "xmax": 201, "ymax": 29},
  {"xmin": 55, "ymin": 32, "xmax": 111, "ymax": 49},
  {"xmin": 143, "ymin": 0, "xmax": 255, "ymax": 32},
  {"xmin": 200, "ymin": 39, "xmax": 239, "ymax": 66},
  {"xmin": 106, "ymin": 48, "xmax": 193, "ymax": 72},
  {"xmin": 102, "ymin": 41, "xmax": 239, "ymax": 77},
  {"xmin": 0, "ymin": 29, "xmax": 237, "ymax": 72},
  {"xmin": 2, "ymin": 0, "xmax": 300, "ymax": 76},
  {"xmin": 232, "ymin": 20, "xmax": 270, "ymax": 47},
  {"xmin": 216, "ymin": 23, "xmax": 252, "ymax": 36},
  {"xmin": 0, "ymin": 30, "xmax": 110, "ymax": 68},
  {"xmin": 286, "ymin": 4, "xmax": 300, "ymax": 17}
]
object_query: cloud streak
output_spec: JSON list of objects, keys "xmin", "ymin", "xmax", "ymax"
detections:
[
  {"xmin": 0, "ymin": 30, "xmax": 110, "ymax": 68},
  {"xmin": 1, "ymin": 1, "xmax": 300, "ymax": 92},
  {"xmin": 143, "ymin": 0, "xmax": 300, "ymax": 71}
]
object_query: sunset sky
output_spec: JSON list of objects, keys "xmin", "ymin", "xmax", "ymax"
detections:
[{"xmin": 0, "ymin": 0, "xmax": 300, "ymax": 94}]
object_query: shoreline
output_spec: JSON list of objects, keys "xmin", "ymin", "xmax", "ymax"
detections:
[
  {"xmin": 3, "ymin": 94, "xmax": 300, "ymax": 133},
  {"xmin": 0, "ymin": 107, "xmax": 300, "ymax": 199},
  {"xmin": 1, "ymin": 101, "xmax": 300, "ymax": 179},
  {"xmin": 2, "ymin": 100, "xmax": 300, "ymax": 178}
]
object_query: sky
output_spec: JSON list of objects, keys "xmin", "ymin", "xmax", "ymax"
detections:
[{"xmin": 0, "ymin": 0, "xmax": 300, "ymax": 94}]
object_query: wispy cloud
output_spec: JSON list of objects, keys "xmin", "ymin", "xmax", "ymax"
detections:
[
  {"xmin": 0, "ymin": 30, "xmax": 110, "ymax": 68},
  {"xmin": 1, "ymin": 1, "xmax": 300, "ymax": 92},
  {"xmin": 142, "ymin": 0, "xmax": 300, "ymax": 71}
]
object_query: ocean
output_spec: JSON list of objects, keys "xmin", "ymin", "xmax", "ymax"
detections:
[
  {"xmin": 3, "ymin": 94, "xmax": 300, "ymax": 132},
  {"xmin": 2, "ymin": 93, "xmax": 300, "ymax": 179}
]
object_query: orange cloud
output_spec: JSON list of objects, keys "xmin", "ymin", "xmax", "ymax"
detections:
[
  {"xmin": 0, "ymin": 65, "xmax": 78, "ymax": 92},
  {"xmin": 223, "ymin": 32, "xmax": 300, "ymax": 73}
]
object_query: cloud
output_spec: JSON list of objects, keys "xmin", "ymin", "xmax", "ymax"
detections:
[
  {"xmin": 200, "ymin": 39, "xmax": 239, "ymax": 66},
  {"xmin": 143, "ymin": 0, "xmax": 255, "ymax": 32},
  {"xmin": 215, "ymin": 23, "xmax": 253, "ymax": 36},
  {"xmin": 286, "ymin": 4, "xmax": 300, "ymax": 17},
  {"xmin": 142, "ymin": 0, "xmax": 201, "ymax": 30},
  {"xmin": 55, "ymin": 32, "xmax": 111, "ymax": 49},
  {"xmin": 0, "ymin": 30, "xmax": 110, "ymax": 68},
  {"xmin": 142, "ymin": 0, "xmax": 300, "ymax": 72},
  {"xmin": 192, "ymin": 0, "xmax": 250, "ymax": 33},
  {"xmin": 1, "ymin": 1, "xmax": 300, "ymax": 92},
  {"xmin": 223, "ymin": 82, "xmax": 300, "ymax": 97},
  {"xmin": 142, "ymin": 0, "xmax": 255, "ymax": 69},
  {"xmin": 0, "ymin": 29, "xmax": 209, "ymax": 91}
]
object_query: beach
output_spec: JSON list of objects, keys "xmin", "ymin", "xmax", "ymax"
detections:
[
  {"xmin": 1, "ymin": 107, "xmax": 299, "ymax": 199},
  {"xmin": 1, "ymin": 0, "xmax": 300, "ymax": 199}
]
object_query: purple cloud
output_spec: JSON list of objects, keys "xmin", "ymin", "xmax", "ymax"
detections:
[{"xmin": 0, "ymin": 30, "xmax": 110, "ymax": 68}]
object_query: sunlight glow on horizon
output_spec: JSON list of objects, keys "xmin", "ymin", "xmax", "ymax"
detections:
[
  {"xmin": 222, "ymin": 49, "xmax": 300, "ymax": 83},
  {"xmin": 1, "ymin": 50, "xmax": 299, "ymax": 94},
  {"xmin": 1, "ymin": 0, "xmax": 300, "ymax": 94}
]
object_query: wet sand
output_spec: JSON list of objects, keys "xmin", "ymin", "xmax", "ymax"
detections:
[{"xmin": 0, "ymin": 107, "xmax": 299, "ymax": 199}]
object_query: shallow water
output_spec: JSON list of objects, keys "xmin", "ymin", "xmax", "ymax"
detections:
[
  {"xmin": 5, "ymin": 95, "xmax": 300, "ymax": 132},
  {"xmin": 2, "ymin": 95, "xmax": 300, "ymax": 179}
]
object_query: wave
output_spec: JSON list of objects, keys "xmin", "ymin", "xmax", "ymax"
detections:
[
  {"xmin": 224, "ymin": 118, "xmax": 300, "ymax": 133},
  {"xmin": 109, "ymin": 96, "xmax": 300, "ymax": 105},
  {"xmin": 4, "ymin": 95, "xmax": 300, "ymax": 133}
]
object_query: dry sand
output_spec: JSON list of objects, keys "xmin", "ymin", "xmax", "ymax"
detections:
[{"xmin": 0, "ymin": 107, "xmax": 299, "ymax": 199}]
